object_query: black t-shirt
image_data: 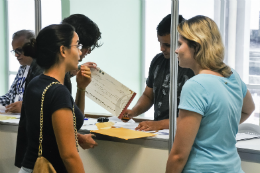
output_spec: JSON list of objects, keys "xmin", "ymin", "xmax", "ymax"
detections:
[
  {"xmin": 15, "ymin": 63, "xmax": 72, "ymax": 168},
  {"xmin": 21, "ymin": 74, "xmax": 84, "ymax": 173},
  {"xmin": 146, "ymin": 53, "xmax": 194, "ymax": 120}
]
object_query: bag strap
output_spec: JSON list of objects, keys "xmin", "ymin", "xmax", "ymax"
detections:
[{"xmin": 38, "ymin": 81, "xmax": 79, "ymax": 157}]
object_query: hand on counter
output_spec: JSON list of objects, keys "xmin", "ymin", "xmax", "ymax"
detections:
[
  {"xmin": 77, "ymin": 133, "xmax": 98, "ymax": 149},
  {"xmin": 5, "ymin": 101, "xmax": 22, "ymax": 113},
  {"xmin": 135, "ymin": 119, "xmax": 169, "ymax": 131},
  {"xmin": 135, "ymin": 121, "xmax": 160, "ymax": 131}
]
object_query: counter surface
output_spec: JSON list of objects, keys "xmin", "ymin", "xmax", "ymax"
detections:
[{"xmin": 1, "ymin": 118, "xmax": 260, "ymax": 163}]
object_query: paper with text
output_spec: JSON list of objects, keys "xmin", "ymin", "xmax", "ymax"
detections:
[{"xmin": 85, "ymin": 67, "xmax": 136, "ymax": 118}]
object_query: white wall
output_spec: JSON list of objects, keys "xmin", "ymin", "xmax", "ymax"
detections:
[{"xmin": 63, "ymin": 0, "xmax": 143, "ymax": 114}]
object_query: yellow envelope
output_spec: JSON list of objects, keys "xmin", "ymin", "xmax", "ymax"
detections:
[
  {"xmin": 91, "ymin": 127, "xmax": 156, "ymax": 140},
  {"xmin": 96, "ymin": 122, "xmax": 115, "ymax": 129},
  {"xmin": 0, "ymin": 115, "xmax": 17, "ymax": 120}
]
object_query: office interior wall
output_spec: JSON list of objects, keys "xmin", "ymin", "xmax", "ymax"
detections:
[
  {"xmin": 62, "ymin": 0, "xmax": 142, "ymax": 114},
  {"xmin": 61, "ymin": 0, "xmax": 70, "ymax": 20},
  {"xmin": 0, "ymin": 129, "xmax": 20, "ymax": 173},
  {"xmin": 241, "ymin": 161, "xmax": 260, "ymax": 173},
  {"xmin": 0, "ymin": 0, "xmax": 8, "ymax": 95}
]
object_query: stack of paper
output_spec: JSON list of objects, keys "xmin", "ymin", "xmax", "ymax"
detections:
[
  {"xmin": 0, "ymin": 119, "xmax": 20, "ymax": 125},
  {"xmin": 0, "ymin": 105, "xmax": 20, "ymax": 119},
  {"xmin": 236, "ymin": 133, "xmax": 260, "ymax": 141}
]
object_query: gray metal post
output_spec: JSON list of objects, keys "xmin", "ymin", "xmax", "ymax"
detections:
[
  {"xmin": 141, "ymin": 0, "xmax": 146, "ymax": 97},
  {"xmin": 220, "ymin": 0, "xmax": 226, "ymax": 45},
  {"xmin": 4, "ymin": 0, "xmax": 9, "ymax": 92},
  {"xmin": 35, "ymin": 0, "xmax": 42, "ymax": 36},
  {"xmin": 169, "ymin": 0, "xmax": 179, "ymax": 153}
]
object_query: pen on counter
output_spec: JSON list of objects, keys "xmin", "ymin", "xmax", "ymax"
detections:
[{"xmin": 84, "ymin": 118, "xmax": 88, "ymax": 120}]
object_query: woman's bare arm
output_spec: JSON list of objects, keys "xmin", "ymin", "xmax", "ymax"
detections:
[
  {"xmin": 52, "ymin": 108, "xmax": 85, "ymax": 173},
  {"xmin": 240, "ymin": 90, "xmax": 255, "ymax": 124},
  {"xmin": 166, "ymin": 110, "xmax": 202, "ymax": 173}
]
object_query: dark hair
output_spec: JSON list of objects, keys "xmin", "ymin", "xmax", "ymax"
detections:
[
  {"xmin": 62, "ymin": 14, "xmax": 102, "ymax": 51},
  {"xmin": 12, "ymin": 30, "xmax": 35, "ymax": 42},
  {"xmin": 23, "ymin": 24, "xmax": 75, "ymax": 70},
  {"xmin": 157, "ymin": 14, "xmax": 185, "ymax": 36}
]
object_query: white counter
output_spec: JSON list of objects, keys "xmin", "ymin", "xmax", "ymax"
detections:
[{"xmin": 1, "ymin": 120, "xmax": 260, "ymax": 173}]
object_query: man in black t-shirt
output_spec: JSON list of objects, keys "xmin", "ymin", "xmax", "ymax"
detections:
[{"xmin": 122, "ymin": 14, "xmax": 194, "ymax": 131}]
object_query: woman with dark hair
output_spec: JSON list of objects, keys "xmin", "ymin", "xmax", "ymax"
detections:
[
  {"xmin": 18, "ymin": 24, "xmax": 89, "ymax": 173},
  {"xmin": 165, "ymin": 15, "xmax": 255, "ymax": 173},
  {"xmin": 15, "ymin": 14, "xmax": 99, "ymax": 169}
]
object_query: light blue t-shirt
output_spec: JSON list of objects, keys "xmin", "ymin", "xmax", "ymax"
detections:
[{"xmin": 179, "ymin": 69, "xmax": 247, "ymax": 173}]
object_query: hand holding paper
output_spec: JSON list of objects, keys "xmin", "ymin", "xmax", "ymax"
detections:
[
  {"xmin": 82, "ymin": 62, "xmax": 97, "ymax": 69},
  {"xmin": 76, "ymin": 65, "xmax": 92, "ymax": 89},
  {"xmin": 121, "ymin": 109, "xmax": 137, "ymax": 122}
]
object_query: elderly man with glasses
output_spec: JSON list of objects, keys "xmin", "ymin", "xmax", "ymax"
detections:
[{"xmin": 0, "ymin": 30, "xmax": 35, "ymax": 113}]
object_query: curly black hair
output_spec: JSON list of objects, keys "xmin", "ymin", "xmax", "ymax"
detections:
[
  {"xmin": 62, "ymin": 14, "xmax": 102, "ymax": 51},
  {"xmin": 157, "ymin": 14, "xmax": 185, "ymax": 36}
]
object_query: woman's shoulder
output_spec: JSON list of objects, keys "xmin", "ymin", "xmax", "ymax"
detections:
[
  {"xmin": 186, "ymin": 74, "xmax": 207, "ymax": 83},
  {"xmin": 45, "ymin": 82, "xmax": 71, "ymax": 100},
  {"xmin": 27, "ymin": 74, "xmax": 71, "ymax": 95},
  {"xmin": 183, "ymin": 75, "xmax": 213, "ymax": 92}
]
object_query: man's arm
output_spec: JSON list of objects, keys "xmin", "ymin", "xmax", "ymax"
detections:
[
  {"xmin": 123, "ymin": 86, "xmax": 154, "ymax": 119},
  {"xmin": 0, "ymin": 94, "xmax": 11, "ymax": 107},
  {"xmin": 123, "ymin": 86, "xmax": 170, "ymax": 132},
  {"xmin": 2, "ymin": 66, "xmax": 27, "ymax": 113},
  {"xmin": 0, "ymin": 67, "xmax": 24, "ymax": 106},
  {"xmin": 240, "ymin": 90, "xmax": 255, "ymax": 124}
]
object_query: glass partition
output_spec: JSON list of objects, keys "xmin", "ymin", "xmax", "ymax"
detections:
[
  {"xmin": 5, "ymin": 0, "xmax": 259, "ymax": 124},
  {"xmin": 7, "ymin": 0, "xmax": 62, "ymax": 88},
  {"xmin": 7, "ymin": 0, "xmax": 35, "ymax": 87},
  {"xmin": 41, "ymin": 0, "xmax": 61, "ymax": 28},
  {"xmin": 144, "ymin": 0, "xmax": 215, "ymax": 118},
  {"xmin": 69, "ymin": 0, "xmax": 142, "ymax": 114},
  {"xmin": 144, "ymin": 0, "xmax": 260, "ymax": 125},
  {"xmin": 247, "ymin": 0, "xmax": 260, "ymax": 125}
]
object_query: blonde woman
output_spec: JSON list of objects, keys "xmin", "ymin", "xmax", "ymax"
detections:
[{"xmin": 166, "ymin": 15, "xmax": 255, "ymax": 173}]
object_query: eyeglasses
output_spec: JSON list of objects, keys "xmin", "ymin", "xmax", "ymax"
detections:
[
  {"xmin": 11, "ymin": 48, "xmax": 23, "ymax": 56},
  {"xmin": 70, "ymin": 44, "xmax": 83, "ymax": 50}
]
